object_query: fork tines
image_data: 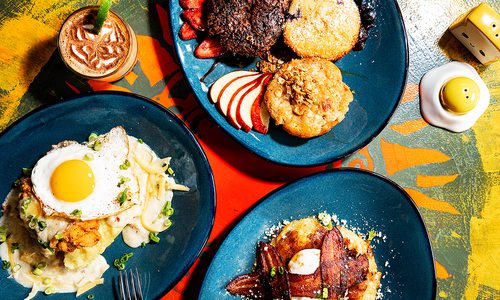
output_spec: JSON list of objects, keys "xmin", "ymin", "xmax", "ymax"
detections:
[{"xmin": 119, "ymin": 268, "xmax": 144, "ymax": 300}]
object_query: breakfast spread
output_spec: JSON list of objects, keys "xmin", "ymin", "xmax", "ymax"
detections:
[
  {"xmin": 0, "ymin": 126, "xmax": 188, "ymax": 298},
  {"xmin": 179, "ymin": 0, "xmax": 374, "ymax": 138},
  {"xmin": 226, "ymin": 215, "xmax": 381, "ymax": 299},
  {"xmin": 420, "ymin": 61, "xmax": 490, "ymax": 132}
]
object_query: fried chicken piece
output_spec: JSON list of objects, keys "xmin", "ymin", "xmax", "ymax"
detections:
[{"xmin": 50, "ymin": 220, "xmax": 101, "ymax": 252}]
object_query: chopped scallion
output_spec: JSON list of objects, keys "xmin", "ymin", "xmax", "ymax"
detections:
[
  {"xmin": 119, "ymin": 160, "xmax": 130, "ymax": 170},
  {"xmin": 269, "ymin": 266, "xmax": 276, "ymax": 277},
  {"xmin": 44, "ymin": 286, "xmax": 55, "ymax": 295},
  {"xmin": 42, "ymin": 278, "xmax": 52, "ymax": 285},
  {"xmin": 118, "ymin": 189, "xmax": 128, "ymax": 206},
  {"xmin": 32, "ymin": 268, "xmax": 43, "ymax": 276},
  {"xmin": 22, "ymin": 168, "xmax": 32, "ymax": 176},
  {"xmin": 92, "ymin": 140, "xmax": 102, "ymax": 151},
  {"xmin": 11, "ymin": 243, "xmax": 19, "ymax": 253},
  {"xmin": 149, "ymin": 232, "xmax": 160, "ymax": 243},
  {"xmin": 322, "ymin": 287, "xmax": 328, "ymax": 299},
  {"xmin": 70, "ymin": 209, "xmax": 82, "ymax": 218},
  {"xmin": 167, "ymin": 167, "xmax": 174, "ymax": 175},
  {"xmin": 55, "ymin": 233, "xmax": 64, "ymax": 240},
  {"xmin": 278, "ymin": 266, "xmax": 285, "ymax": 275},
  {"xmin": 12, "ymin": 264, "xmax": 21, "ymax": 272},
  {"xmin": 1, "ymin": 260, "xmax": 10, "ymax": 270},
  {"xmin": 38, "ymin": 221, "xmax": 47, "ymax": 232},
  {"xmin": 140, "ymin": 242, "xmax": 146, "ymax": 248},
  {"xmin": 117, "ymin": 177, "xmax": 130, "ymax": 187},
  {"xmin": 87, "ymin": 294, "xmax": 95, "ymax": 299},
  {"xmin": 88, "ymin": 133, "xmax": 98, "ymax": 142},
  {"xmin": 137, "ymin": 138, "xmax": 144, "ymax": 144},
  {"xmin": 368, "ymin": 230, "xmax": 377, "ymax": 241},
  {"xmin": 83, "ymin": 153, "xmax": 94, "ymax": 161}
]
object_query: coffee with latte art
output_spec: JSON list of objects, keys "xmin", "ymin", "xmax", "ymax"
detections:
[{"xmin": 58, "ymin": 6, "xmax": 138, "ymax": 82}]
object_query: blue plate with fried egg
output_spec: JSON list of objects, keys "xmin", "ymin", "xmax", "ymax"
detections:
[
  {"xmin": 0, "ymin": 91, "xmax": 215, "ymax": 299},
  {"xmin": 199, "ymin": 168, "xmax": 436, "ymax": 299},
  {"xmin": 170, "ymin": 0, "xmax": 408, "ymax": 166}
]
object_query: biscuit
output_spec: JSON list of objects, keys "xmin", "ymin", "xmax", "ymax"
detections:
[
  {"xmin": 264, "ymin": 58, "xmax": 353, "ymax": 138},
  {"xmin": 283, "ymin": 0, "xmax": 361, "ymax": 61}
]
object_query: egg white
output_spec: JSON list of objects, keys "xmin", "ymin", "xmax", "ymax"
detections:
[
  {"xmin": 31, "ymin": 127, "xmax": 140, "ymax": 220},
  {"xmin": 420, "ymin": 61, "xmax": 490, "ymax": 132}
]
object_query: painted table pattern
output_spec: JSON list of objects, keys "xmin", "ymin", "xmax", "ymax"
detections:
[{"xmin": 0, "ymin": 0, "xmax": 498, "ymax": 299}]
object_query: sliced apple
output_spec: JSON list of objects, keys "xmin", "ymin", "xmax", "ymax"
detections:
[
  {"xmin": 227, "ymin": 75, "xmax": 266, "ymax": 129},
  {"xmin": 217, "ymin": 73, "xmax": 263, "ymax": 115},
  {"xmin": 250, "ymin": 76, "xmax": 272, "ymax": 134},
  {"xmin": 236, "ymin": 74, "xmax": 272, "ymax": 132},
  {"xmin": 209, "ymin": 71, "xmax": 259, "ymax": 104}
]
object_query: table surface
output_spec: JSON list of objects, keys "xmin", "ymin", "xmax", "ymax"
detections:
[{"xmin": 0, "ymin": 0, "xmax": 498, "ymax": 299}]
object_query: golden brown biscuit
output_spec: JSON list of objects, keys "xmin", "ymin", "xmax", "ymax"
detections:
[
  {"xmin": 283, "ymin": 0, "xmax": 361, "ymax": 60},
  {"xmin": 264, "ymin": 58, "xmax": 353, "ymax": 138}
]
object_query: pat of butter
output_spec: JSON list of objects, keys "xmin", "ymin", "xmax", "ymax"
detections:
[
  {"xmin": 449, "ymin": 3, "xmax": 500, "ymax": 65},
  {"xmin": 288, "ymin": 248, "xmax": 320, "ymax": 275}
]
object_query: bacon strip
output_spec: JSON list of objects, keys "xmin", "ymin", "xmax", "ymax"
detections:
[
  {"xmin": 226, "ymin": 273, "xmax": 264, "ymax": 298},
  {"xmin": 257, "ymin": 242, "xmax": 291, "ymax": 299},
  {"xmin": 321, "ymin": 227, "xmax": 348, "ymax": 299}
]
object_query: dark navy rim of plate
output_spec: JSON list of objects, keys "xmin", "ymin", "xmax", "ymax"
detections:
[
  {"xmin": 0, "ymin": 91, "xmax": 217, "ymax": 298},
  {"xmin": 168, "ymin": 0, "xmax": 409, "ymax": 167},
  {"xmin": 199, "ymin": 168, "xmax": 436, "ymax": 299}
]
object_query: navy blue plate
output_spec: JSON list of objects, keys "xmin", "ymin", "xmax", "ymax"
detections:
[
  {"xmin": 0, "ymin": 92, "xmax": 215, "ymax": 299},
  {"xmin": 199, "ymin": 168, "xmax": 436, "ymax": 299},
  {"xmin": 169, "ymin": 0, "xmax": 408, "ymax": 166}
]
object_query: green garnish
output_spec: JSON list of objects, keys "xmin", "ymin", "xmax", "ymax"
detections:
[
  {"xmin": 113, "ymin": 253, "xmax": 133, "ymax": 270},
  {"xmin": 0, "ymin": 226, "xmax": 8, "ymax": 243},
  {"xmin": 21, "ymin": 197, "xmax": 32, "ymax": 213},
  {"xmin": 71, "ymin": 209, "xmax": 82, "ymax": 218},
  {"xmin": 368, "ymin": 230, "xmax": 377, "ymax": 241},
  {"xmin": 149, "ymin": 232, "xmax": 160, "ymax": 243},
  {"xmin": 93, "ymin": 0, "xmax": 112, "ymax": 34},
  {"xmin": 42, "ymin": 278, "xmax": 52, "ymax": 285},
  {"xmin": 163, "ymin": 219, "xmax": 172, "ymax": 229},
  {"xmin": 318, "ymin": 212, "xmax": 333, "ymax": 229},
  {"xmin": 278, "ymin": 266, "xmax": 285, "ymax": 275},
  {"xmin": 322, "ymin": 287, "xmax": 328, "ymax": 299},
  {"xmin": 161, "ymin": 202, "xmax": 174, "ymax": 217},
  {"xmin": 119, "ymin": 160, "xmax": 131, "ymax": 170},
  {"xmin": 137, "ymin": 138, "xmax": 144, "ymax": 144},
  {"xmin": 44, "ymin": 286, "xmax": 55, "ymax": 295},
  {"xmin": 38, "ymin": 240, "xmax": 51, "ymax": 250},
  {"xmin": 38, "ymin": 220, "xmax": 47, "ymax": 231},
  {"xmin": 1, "ymin": 260, "xmax": 10, "ymax": 270},
  {"xmin": 118, "ymin": 189, "xmax": 128, "ymax": 206},
  {"xmin": 117, "ymin": 176, "xmax": 130, "ymax": 187},
  {"xmin": 88, "ymin": 294, "xmax": 95, "ymax": 299},
  {"xmin": 88, "ymin": 133, "xmax": 98, "ymax": 142},
  {"xmin": 36, "ymin": 262, "xmax": 47, "ymax": 269},
  {"xmin": 269, "ymin": 266, "xmax": 276, "ymax": 277},
  {"xmin": 32, "ymin": 267, "xmax": 43, "ymax": 276},
  {"xmin": 55, "ymin": 233, "xmax": 64, "ymax": 240},
  {"xmin": 83, "ymin": 153, "xmax": 94, "ymax": 161},
  {"xmin": 92, "ymin": 140, "xmax": 103, "ymax": 151},
  {"xmin": 11, "ymin": 243, "xmax": 20, "ymax": 253},
  {"xmin": 140, "ymin": 242, "xmax": 146, "ymax": 248},
  {"xmin": 167, "ymin": 167, "xmax": 174, "ymax": 175},
  {"xmin": 28, "ymin": 216, "xmax": 38, "ymax": 229},
  {"xmin": 22, "ymin": 168, "xmax": 32, "ymax": 176}
]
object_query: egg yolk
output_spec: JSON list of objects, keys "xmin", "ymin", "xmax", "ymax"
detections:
[
  {"xmin": 50, "ymin": 160, "xmax": 95, "ymax": 202},
  {"xmin": 440, "ymin": 76, "xmax": 480, "ymax": 114}
]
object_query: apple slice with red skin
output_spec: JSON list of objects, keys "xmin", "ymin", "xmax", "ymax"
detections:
[
  {"xmin": 227, "ymin": 75, "xmax": 267, "ymax": 129},
  {"xmin": 217, "ymin": 73, "xmax": 263, "ymax": 116},
  {"xmin": 209, "ymin": 71, "xmax": 259, "ymax": 104},
  {"xmin": 251, "ymin": 95, "xmax": 271, "ymax": 134},
  {"xmin": 236, "ymin": 74, "xmax": 272, "ymax": 132}
]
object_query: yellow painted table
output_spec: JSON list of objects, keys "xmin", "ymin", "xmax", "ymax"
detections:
[{"xmin": 0, "ymin": 0, "xmax": 498, "ymax": 299}]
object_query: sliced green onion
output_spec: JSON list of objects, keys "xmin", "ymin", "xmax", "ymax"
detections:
[
  {"xmin": 71, "ymin": 209, "xmax": 82, "ymax": 218},
  {"xmin": 83, "ymin": 153, "xmax": 94, "ymax": 161},
  {"xmin": 44, "ymin": 286, "xmax": 55, "ymax": 295},
  {"xmin": 137, "ymin": 138, "xmax": 144, "ymax": 144},
  {"xmin": 92, "ymin": 140, "xmax": 103, "ymax": 151},
  {"xmin": 21, "ymin": 197, "xmax": 32, "ymax": 212},
  {"xmin": 32, "ymin": 268, "xmax": 43, "ymax": 276},
  {"xmin": 22, "ymin": 168, "xmax": 32, "ymax": 176},
  {"xmin": 38, "ymin": 240, "xmax": 50, "ymax": 249},
  {"xmin": 118, "ymin": 189, "xmax": 128, "ymax": 206},
  {"xmin": 322, "ymin": 287, "xmax": 328, "ymax": 299},
  {"xmin": 117, "ymin": 177, "xmax": 130, "ymax": 187},
  {"xmin": 161, "ymin": 202, "xmax": 174, "ymax": 217},
  {"xmin": 163, "ymin": 219, "xmax": 172, "ymax": 229},
  {"xmin": 167, "ymin": 167, "xmax": 174, "ymax": 175},
  {"xmin": 0, "ymin": 226, "xmax": 7, "ymax": 243},
  {"xmin": 42, "ymin": 278, "xmax": 52, "ymax": 285},
  {"xmin": 38, "ymin": 221, "xmax": 47, "ymax": 232},
  {"xmin": 88, "ymin": 294, "xmax": 95, "ymax": 299},
  {"xmin": 113, "ymin": 258, "xmax": 125, "ymax": 270},
  {"xmin": 149, "ymin": 232, "xmax": 160, "ymax": 243},
  {"xmin": 368, "ymin": 230, "xmax": 377, "ymax": 241},
  {"xmin": 36, "ymin": 262, "xmax": 47, "ymax": 269},
  {"xmin": 1, "ymin": 260, "xmax": 10, "ymax": 270},
  {"xmin": 93, "ymin": 0, "xmax": 112, "ymax": 34},
  {"xmin": 11, "ymin": 243, "xmax": 19, "ymax": 253},
  {"xmin": 278, "ymin": 266, "xmax": 285, "ymax": 275},
  {"xmin": 269, "ymin": 266, "xmax": 276, "ymax": 277},
  {"xmin": 119, "ymin": 160, "xmax": 131, "ymax": 170},
  {"xmin": 55, "ymin": 233, "xmax": 64, "ymax": 240},
  {"xmin": 140, "ymin": 242, "xmax": 146, "ymax": 248},
  {"xmin": 88, "ymin": 133, "xmax": 99, "ymax": 142},
  {"xmin": 28, "ymin": 217, "xmax": 38, "ymax": 229}
]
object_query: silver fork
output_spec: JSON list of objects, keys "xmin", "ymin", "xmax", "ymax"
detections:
[{"xmin": 119, "ymin": 268, "xmax": 144, "ymax": 300}]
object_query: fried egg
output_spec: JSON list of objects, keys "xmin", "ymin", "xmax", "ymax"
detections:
[
  {"xmin": 31, "ymin": 127, "xmax": 140, "ymax": 220},
  {"xmin": 420, "ymin": 61, "xmax": 490, "ymax": 132}
]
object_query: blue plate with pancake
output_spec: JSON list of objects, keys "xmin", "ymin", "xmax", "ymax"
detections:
[
  {"xmin": 199, "ymin": 168, "xmax": 436, "ymax": 299},
  {"xmin": 169, "ymin": 0, "xmax": 408, "ymax": 166},
  {"xmin": 0, "ymin": 92, "xmax": 215, "ymax": 299}
]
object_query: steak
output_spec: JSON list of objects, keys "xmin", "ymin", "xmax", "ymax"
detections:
[{"xmin": 207, "ymin": 0, "xmax": 290, "ymax": 57}]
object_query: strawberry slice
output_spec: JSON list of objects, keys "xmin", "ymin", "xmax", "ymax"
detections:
[
  {"xmin": 181, "ymin": 8, "xmax": 207, "ymax": 31},
  {"xmin": 178, "ymin": 22, "xmax": 198, "ymax": 40},
  {"xmin": 194, "ymin": 38, "xmax": 226, "ymax": 59},
  {"xmin": 179, "ymin": 0, "xmax": 205, "ymax": 10}
]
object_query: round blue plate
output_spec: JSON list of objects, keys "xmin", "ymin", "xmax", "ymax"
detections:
[
  {"xmin": 0, "ymin": 92, "xmax": 216, "ymax": 299},
  {"xmin": 199, "ymin": 168, "xmax": 436, "ymax": 299},
  {"xmin": 169, "ymin": 0, "xmax": 408, "ymax": 166}
]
